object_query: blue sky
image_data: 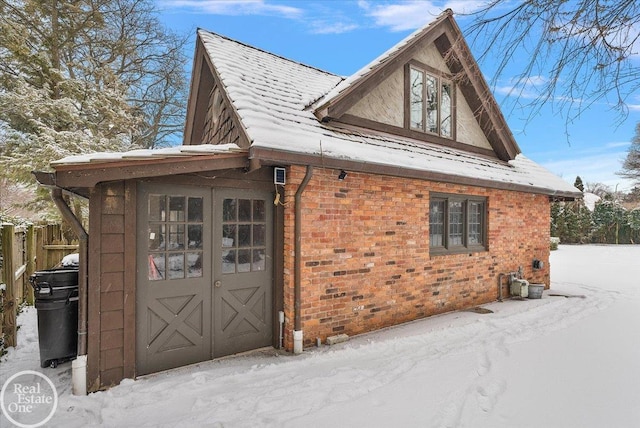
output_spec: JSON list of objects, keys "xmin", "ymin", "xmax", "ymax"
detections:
[{"xmin": 156, "ymin": 0, "xmax": 640, "ymax": 192}]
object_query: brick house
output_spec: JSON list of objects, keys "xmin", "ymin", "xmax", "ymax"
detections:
[{"xmin": 38, "ymin": 10, "xmax": 580, "ymax": 393}]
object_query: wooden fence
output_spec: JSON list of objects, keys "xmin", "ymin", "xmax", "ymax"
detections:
[{"xmin": 1, "ymin": 223, "xmax": 78, "ymax": 348}]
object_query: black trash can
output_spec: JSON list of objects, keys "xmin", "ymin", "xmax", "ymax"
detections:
[{"xmin": 30, "ymin": 268, "xmax": 79, "ymax": 368}]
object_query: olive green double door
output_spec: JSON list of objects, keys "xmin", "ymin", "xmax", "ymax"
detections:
[{"xmin": 136, "ymin": 184, "xmax": 273, "ymax": 375}]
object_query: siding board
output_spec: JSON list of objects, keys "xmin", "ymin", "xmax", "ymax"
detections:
[
  {"xmin": 123, "ymin": 180, "xmax": 137, "ymax": 379},
  {"xmin": 101, "ymin": 310, "xmax": 124, "ymax": 331},
  {"xmin": 87, "ymin": 187, "xmax": 102, "ymax": 393}
]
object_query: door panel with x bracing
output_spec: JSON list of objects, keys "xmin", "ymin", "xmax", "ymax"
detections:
[
  {"xmin": 136, "ymin": 184, "xmax": 212, "ymax": 376},
  {"xmin": 213, "ymin": 189, "xmax": 273, "ymax": 357}
]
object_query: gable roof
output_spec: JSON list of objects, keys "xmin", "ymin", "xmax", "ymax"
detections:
[
  {"xmin": 183, "ymin": 12, "xmax": 580, "ymax": 199},
  {"xmin": 312, "ymin": 11, "xmax": 451, "ymax": 117},
  {"xmin": 42, "ymin": 11, "xmax": 580, "ymax": 200},
  {"xmin": 312, "ymin": 9, "xmax": 519, "ymax": 161}
]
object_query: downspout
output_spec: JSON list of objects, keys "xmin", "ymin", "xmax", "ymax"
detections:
[
  {"xmin": 52, "ymin": 188, "xmax": 88, "ymax": 395},
  {"xmin": 294, "ymin": 165, "xmax": 313, "ymax": 354},
  {"xmin": 497, "ymin": 273, "xmax": 505, "ymax": 302}
]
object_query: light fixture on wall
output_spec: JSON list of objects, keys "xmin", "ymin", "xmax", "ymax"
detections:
[{"xmin": 338, "ymin": 170, "xmax": 347, "ymax": 181}]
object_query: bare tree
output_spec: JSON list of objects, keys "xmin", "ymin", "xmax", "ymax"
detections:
[
  {"xmin": 0, "ymin": 0, "xmax": 188, "ymax": 181},
  {"xmin": 620, "ymin": 122, "xmax": 640, "ymax": 184},
  {"xmin": 585, "ymin": 182, "xmax": 612, "ymax": 199},
  {"xmin": 464, "ymin": 0, "xmax": 640, "ymax": 125}
]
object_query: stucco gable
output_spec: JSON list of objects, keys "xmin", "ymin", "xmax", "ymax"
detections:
[
  {"xmin": 343, "ymin": 39, "xmax": 494, "ymax": 153},
  {"xmin": 313, "ymin": 9, "xmax": 518, "ymax": 161}
]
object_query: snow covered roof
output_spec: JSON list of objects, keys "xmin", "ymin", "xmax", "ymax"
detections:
[
  {"xmin": 583, "ymin": 192, "xmax": 601, "ymax": 211},
  {"xmin": 193, "ymin": 18, "xmax": 580, "ymax": 198},
  {"xmin": 50, "ymin": 143, "xmax": 246, "ymax": 165},
  {"xmin": 49, "ymin": 12, "xmax": 580, "ymax": 199},
  {"xmin": 312, "ymin": 10, "xmax": 449, "ymax": 113},
  {"xmin": 45, "ymin": 143, "xmax": 249, "ymax": 192}
]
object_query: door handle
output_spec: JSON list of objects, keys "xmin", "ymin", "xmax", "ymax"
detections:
[{"xmin": 214, "ymin": 280, "xmax": 222, "ymax": 288}]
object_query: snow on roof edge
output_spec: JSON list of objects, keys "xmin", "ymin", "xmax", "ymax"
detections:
[
  {"xmin": 50, "ymin": 143, "xmax": 247, "ymax": 167},
  {"xmin": 312, "ymin": 9, "xmax": 452, "ymax": 110}
]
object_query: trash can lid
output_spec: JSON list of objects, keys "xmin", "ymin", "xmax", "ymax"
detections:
[{"xmin": 60, "ymin": 253, "xmax": 79, "ymax": 267}]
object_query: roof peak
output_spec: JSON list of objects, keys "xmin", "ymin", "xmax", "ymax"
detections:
[
  {"xmin": 311, "ymin": 9, "xmax": 455, "ymax": 113},
  {"xmin": 197, "ymin": 28, "xmax": 340, "ymax": 79}
]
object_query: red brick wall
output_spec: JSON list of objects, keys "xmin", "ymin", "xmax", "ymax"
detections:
[{"xmin": 283, "ymin": 166, "xmax": 550, "ymax": 349}]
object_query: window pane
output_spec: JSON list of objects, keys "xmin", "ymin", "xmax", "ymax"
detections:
[
  {"xmin": 168, "ymin": 224, "xmax": 184, "ymax": 250},
  {"xmin": 238, "ymin": 199, "xmax": 252, "ymax": 221},
  {"xmin": 223, "ymin": 199, "xmax": 236, "ymax": 221},
  {"xmin": 469, "ymin": 202, "xmax": 483, "ymax": 245},
  {"xmin": 237, "ymin": 249, "xmax": 251, "ymax": 273},
  {"xmin": 410, "ymin": 68, "xmax": 424, "ymax": 130},
  {"xmin": 252, "ymin": 249, "xmax": 266, "ymax": 271},
  {"xmin": 253, "ymin": 224, "xmax": 265, "ymax": 246},
  {"xmin": 167, "ymin": 253, "xmax": 184, "ymax": 279},
  {"xmin": 188, "ymin": 197, "xmax": 203, "ymax": 222},
  {"xmin": 187, "ymin": 252, "xmax": 203, "ymax": 278},
  {"xmin": 148, "ymin": 254, "xmax": 164, "ymax": 280},
  {"xmin": 148, "ymin": 224, "xmax": 165, "ymax": 251},
  {"xmin": 426, "ymin": 75, "xmax": 438, "ymax": 134},
  {"xmin": 149, "ymin": 195, "xmax": 165, "ymax": 221},
  {"xmin": 449, "ymin": 201, "xmax": 464, "ymax": 246},
  {"xmin": 222, "ymin": 250, "xmax": 236, "ymax": 274},
  {"xmin": 441, "ymin": 82, "xmax": 452, "ymax": 138},
  {"xmin": 168, "ymin": 197, "xmax": 185, "ymax": 221},
  {"xmin": 188, "ymin": 225, "xmax": 202, "ymax": 249},
  {"xmin": 429, "ymin": 200, "xmax": 445, "ymax": 247},
  {"xmin": 223, "ymin": 225, "xmax": 236, "ymax": 247},
  {"xmin": 238, "ymin": 224, "xmax": 251, "ymax": 247},
  {"xmin": 253, "ymin": 199, "xmax": 266, "ymax": 221}
]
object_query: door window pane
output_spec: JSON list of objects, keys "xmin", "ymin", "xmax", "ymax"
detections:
[
  {"xmin": 188, "ymin": 225, "xmax": 202, "ymax": 249},
  {"xmin": 223, "ymin": 199, "xmax": 236, "ymax": 221},
  {"xmin": 188, "ymin": 197, "xmax": 203, "ymax": 222},
  {"xmin": 253, "ymin": 224, "xmax": 265, "ymax": 246},
  {"xmin": 149, "ymin": 254, "xmax": 165, "ymax": 280},
  {"xmin": 148, "ymin": 224, "xmax": 165, "ymax": 251},
  {"xmin": 237, "ymin": 249, "xmax": 251, "ymax": 273},
  {"xmin": 168, "ymin": 224, "xmax": 184, "ymax": 250},
  {"xmin": 167, "ymin": 253, "xmax": 184, "ymax": 279},
  {"xmin": 252, "ymin": 249, "xmax": 266, "ymax": 271},
  {"xmin": 253, "ymin": 200, "xmax": 266, "ymax": 221},
  {"xmin": 169, "ymin": 197, "xmax": 185, "ymax": 221},
  {"xmin": 238, "ymin": 199, "xmax": 252, "ymax": 221},
  {"xmin": 149, "ymin": 195, "xmax": 165, "ymax": 221},
  {"xmin": 222, "ymin": 225, "xmax": 236, "ymax": 247},
  {"xmin": 238, "ymin": 225, "xmax": 251, "ymax": 247},
  {"xmin": 187, "ymin": 252, "xmax": 203, "ymax": 278},
  {"xmin": 222, "ymin": 250, "xmax": 236, "ymax": 274}
]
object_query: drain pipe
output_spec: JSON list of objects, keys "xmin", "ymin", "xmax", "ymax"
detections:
[
  {"xmin": 52, "ymin": 188, "xmax": 88, "ymax": 395},
  {"xmin": 294, "ymin": 165, "xmax": 313, "ymax": 354},
  {"xmin": 497, "ymin": 273, "xmax": 505, "ymax": 302}
]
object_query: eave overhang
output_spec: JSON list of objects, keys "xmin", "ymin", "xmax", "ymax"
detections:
[
  {"xmin": 33, "ymin": 150, "xmax": 249, "ymax": 195},
  {"xmin": 250, "ymin": 146, "xmax": 582, "ymax": 201}
]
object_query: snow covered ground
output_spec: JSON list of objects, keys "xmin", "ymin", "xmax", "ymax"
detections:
[{"xmin": 2, "ymin": 245, "xmax": 639, "ymax": 427}]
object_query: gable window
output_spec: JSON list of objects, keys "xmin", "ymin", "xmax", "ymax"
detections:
[
  {"xmin": 429, "ymin": 193, "xmax": 487, "ymax": 254},
  {"xmin": 407, "ymin": 64, "xmax": 453, "ymax": 139}
]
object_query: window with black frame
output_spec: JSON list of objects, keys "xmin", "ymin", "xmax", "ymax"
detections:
[
  {"xmin": 429, "ymin": 193, "xmax": 487, "ymax": 254},
  {"xmin": 408, "ymin": 64, "xmax": 453, "ymax": 139}
]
